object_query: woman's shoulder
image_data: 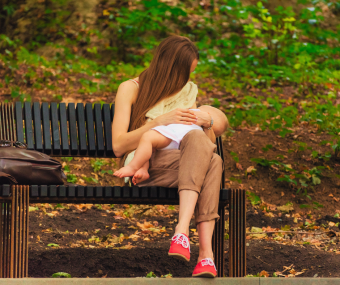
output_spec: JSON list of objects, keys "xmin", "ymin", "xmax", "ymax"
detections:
[
  {"xmin": 116, "ymin": 78, "xmax": 139, "ymax": 104},
  {"xmin": 119, "ymin": 77, "xmax": 139, "ymax": 88}
]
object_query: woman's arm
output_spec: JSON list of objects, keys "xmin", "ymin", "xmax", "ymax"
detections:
[
  {"xmin": 203, "ymin": 128, "xmax": 216, "ymax": 143},
  {"xmin": 112, "ymin": 81, "xmax": 198, "ymax": 157},
  {"xmin": 112, "ymin": 82, "xmax": 159, "ymax": 157}
]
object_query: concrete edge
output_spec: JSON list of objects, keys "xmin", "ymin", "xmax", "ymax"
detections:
[{"xmin": 0, "ymin": 278, "xmax": 340, "ymax": 285}]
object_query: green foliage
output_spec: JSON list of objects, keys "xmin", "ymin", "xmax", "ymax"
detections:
[
  {"xmin": 66, "ymin": 174, "xmax": 77, "ymax": 184},
  {"xmin": 230, "ymin": 151, "xmax": 239, "ymax": 163},
  {"xmin": 91, "ymin": 159, "xmax": 106, "ymax": 173},
  {"xmin": 246, "ymin": 191, "xmax": 261, "ymax": 206},
  {"xmin": 52, "ymin": 272, "xmax": 71, "ymax": 278},
  {"xmin": 146, "ymin": 271, "xmax": 157, "ymax": 278}
]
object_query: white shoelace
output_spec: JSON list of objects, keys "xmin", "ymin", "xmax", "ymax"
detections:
[
  {"xmin": 201, "ymin": 258, "xmax": 217, "ymax": 271},
  {"xmin": 172, "ymin": 233, "xmax": 190, "ymax": 252}
]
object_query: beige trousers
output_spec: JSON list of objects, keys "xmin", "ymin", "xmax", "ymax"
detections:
[{"xmin": 139, "ymin": 130, "xmax": 223, "ymax": 224}]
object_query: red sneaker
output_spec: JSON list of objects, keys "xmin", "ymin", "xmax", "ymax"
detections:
[
  {"xmin": 168, "ymin": 233, "xmax": 190, "ymax": 262},
  {"xmin": 192, "ymin": 258, "xmax": 217, "ymax": 278}
]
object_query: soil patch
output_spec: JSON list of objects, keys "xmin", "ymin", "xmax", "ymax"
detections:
[{"xmin": 28, "ymin": 240, "xmax": 340, "ymax": 278}]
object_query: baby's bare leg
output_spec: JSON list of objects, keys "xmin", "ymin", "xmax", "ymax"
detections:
[
  {"xmin": 132, "ymin": 161, "xmax": 149, "ymax": 185},
  {"xmin": 114, "ymin": 130, "xmax": 171, "ymax": 178}
]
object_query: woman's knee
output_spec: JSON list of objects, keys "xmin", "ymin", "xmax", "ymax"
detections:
[
  {"xmin": 211, "ymin": 153, "xmax": 223, "ymax": 172},
  {"xmin": 185, "ymin": 129, "xmax": 207, "ymax": 140},
  {"xmin": 181, "ymin": 129, "xmax": 214, "ymax": 149}
]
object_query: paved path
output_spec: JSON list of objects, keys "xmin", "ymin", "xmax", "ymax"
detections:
[{"xmin": 0, "ymin": 278, "xmax": 340, "ymax": 284}]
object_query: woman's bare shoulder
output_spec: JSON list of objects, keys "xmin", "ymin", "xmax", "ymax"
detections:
[{"xmin": 116, "ymin": 79, "xmax": 139, "ymax": 104}]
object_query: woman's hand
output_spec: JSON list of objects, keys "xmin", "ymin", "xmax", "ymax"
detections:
[
  {"xmin": 155, "ymin": 108, "xmax": 198, "ymax": 126},
  {"xmin": 192, "ymin": 110, "xmax": 211, "ymax": 128}
]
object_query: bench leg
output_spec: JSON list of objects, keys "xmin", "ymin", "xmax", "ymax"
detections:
[
  {"xmin": 229, "ymin": 188, "xmax": 246, "ymax": 277},
  {"xmin": 212, "ymin": 205, "xmax": 226, "ymax": 277},
  {"xmin": 0, "ymin": 186, "xmax": 29, "ymax": 278}
]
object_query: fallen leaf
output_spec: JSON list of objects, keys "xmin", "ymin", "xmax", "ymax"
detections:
[
  {"xmin": 277, "ymin": 204, "xmax": 294, "ymax": 212},
  {"xmin": 236, "ymin": 163, "xmax": 243, "ymax": 170},
  {"xmin": 246, "ymin": 166, "xmax": 256, "ymax": 173}
]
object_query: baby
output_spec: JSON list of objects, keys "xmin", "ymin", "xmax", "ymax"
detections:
[{"xmin": 114, "ymin": 105, "xmax": 228, "ymax": 185}]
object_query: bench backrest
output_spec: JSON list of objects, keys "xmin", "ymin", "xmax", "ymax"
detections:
[
  {"xmin": 1, "ymin": 102, "xmax": 115, "ymax": 157},
  {"xmin": 0, "ymin": 102, "xmax": 224, "ymax": 166}
]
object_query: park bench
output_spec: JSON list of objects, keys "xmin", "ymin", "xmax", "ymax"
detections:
[{"xmin": 0, "ymin": 102, "xmax": 246, "ymax": 278}]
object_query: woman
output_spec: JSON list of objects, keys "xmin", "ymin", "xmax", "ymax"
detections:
[{"xmin": 112, "ymin": 36, "xmax": 227, "ymax": 278}]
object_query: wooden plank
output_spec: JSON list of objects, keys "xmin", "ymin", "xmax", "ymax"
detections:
[
  {"xmin": 132, "ymin": 186, "xmax": 139, "ymax": 198},
  {"xmin": 24, "ymin": 102, "xmax": 34, "ymax": 150},
  {"xmin": 76, "ymin": 103, "xmax": 87, "ymax": 155},
  {"xmin": 32, "ymin": 102, "xmax": 43, "ymax": 151},
  {"xmin": 49, "ymin": 186, "xmax": 57, "ymax": 197},
  {"xmin": 104, "ymin": 186, "xmax": 112, "ymax": 198},
  {"xmin": 77, "ymin": 186, "xmax": 85, "ymax": 197},
  {"xmin": 68, "ymin": 103, "xmax": 78, "ymax": 155},
  {"xmin": 95, "ymin": 187, "xmax": 103, "ymax": 198},
  {"xmin": 15, "ymin": 102, "xmax": 24, "ymax": 143},
  {"xmin": 85, "ymin": 103, "xmax": 96, "ymax": 155},
  {"xmin": 122, "ymin": 186, "xmax": 130, "ymax": 198},
  {"xmin": 50, "ymin": 102, "xmax": 60, "ymax": 154},
  {"xmin": 41, "ymin": 103, "xmax": 52, "ymax": 154},
  {"xmin": 94, "ymin": 104, "xmax": 104, "ymax": 156},
  {"xmin": 67, "ymin": 186, "xmax": 76, "ymax": 197},
  {"xmin": 102, "ymin": 104, "xmax": 113, "ymax": 157},
  {"xmin": 58, "ymin": 186, "xmax": 66, "ymax": 197},
  {"xmin": 59, "ymin": 103, "xmax": 69, "ymax": 155},
  {"xmin": 113, "ymin": 186, "xmax": 122, "ymax": 198},
  {"xmin": 40, "ymin": 186, "xmax": 48, "ymax": 197},
  {"xmin": 86, "ymin": 186, "xmax": 94, "ymax": 197}
]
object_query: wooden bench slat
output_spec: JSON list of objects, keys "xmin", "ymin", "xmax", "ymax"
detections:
[
  {"xmin": 68, "ymin": 103, "xmax": 78, "ymax": 155},
  {"xmin": 67, "ymin": 186, "xmax": 76, "ymax": 197},
  {"xmin": 58, "ymin": 185, "xmax": 66, "ymax": 197},
  {"xmin": 49, "ymin": 185, "xmax": 57, "ymax": 197},
  {"xmin": 0, "ymin": 185, "xmax": 230, "ymax": 202},
  {"xmin": 141, "ymin": 187, "xmax": 149, "ymax": 198},
  {"xmin": 132, "ymin": 186, "xmax": 139, "ymax": 198},
  {"xmin": 76, "ymin": 103, "xmax": 87, "ymax": 155},
  {"xmin": 24, "ymin": 102, "xmax": 34, "ymax": 150},
  {"xmin": 86, "ymin": 186, "xmax": 94, "ymax": 197},
  {"xmin": 113, "ymin": 186, "xmax": 122, "ymax": 198},
  {"xmin": 40, "ymin": 185, "xmax": 48, "ymax": 197},
  {"xmin": 102, "ymin": 104, "xmax": 113, "ymax": 156},
  {"xmin": 77, "ymin": 186, "xmax": 85, "ymax": 197},
  {"xmin": 104, "ymin": 186, "xmax": 112, "ymax": 198},
  {"xmin": 33, "ymin": 102, "xmax": 43, "ymax": 152},
  {"xmin": 50, "ymin": 102, "xmax": 60, "ymax": 154},
  {"xmin": 94, "ymin": 104, "xmax": 104, "ymax": 156},
  {"xmin": 41, "ymin": 103, "xmax": 52, "ymax": 154},
  {"xmin": 59, "ymin": 103, "xmax": 69, "ymax": 154},
  {"xmin": 123, "ymin": 186, "xmax": 131, "ymax": 198},
  {"xmin": 15, "ymin": 102, "xmax": 24, "ymax": 144},
  {"xmin": 85, "ymin": 103, "xmax": 96, "ymax": 155}
]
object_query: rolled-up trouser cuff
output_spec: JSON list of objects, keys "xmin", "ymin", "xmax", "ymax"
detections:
[
  {"xmin": 195, "ymin": 213, "xmax": 220, "ymax": 224},
  {"xmin": 178, "ymin": 185, "xmax": 200, "ymax": 194}
]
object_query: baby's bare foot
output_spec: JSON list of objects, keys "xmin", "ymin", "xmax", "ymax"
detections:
[
  {"xmin": 114, "ymin": 165, "xmax": 137, "ymax": 178},
  {"xmin": 132, "ymin": 168, "xmax": 150, "ymax": 185}
]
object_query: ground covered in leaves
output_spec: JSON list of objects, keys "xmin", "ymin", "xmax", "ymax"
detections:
[{"xmin": 28, "ymin": 202, "xmax": 340, "ymax": 278}]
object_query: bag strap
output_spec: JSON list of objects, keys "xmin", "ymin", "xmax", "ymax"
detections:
[{"xmin": 0, "ymin": 171, "xmax": 18, "ymax": 184}]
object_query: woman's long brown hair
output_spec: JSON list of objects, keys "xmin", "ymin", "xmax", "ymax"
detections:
[
  {"xmin": 120, "ymin": 36, "xmax": 199, "ymax": 179},
  {"xmin": 129, "ymin": 35, "xmax": 199, "ymax": 132}
]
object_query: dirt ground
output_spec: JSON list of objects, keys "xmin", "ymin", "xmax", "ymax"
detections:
[{"xmin": 28, "ymin": 204, "xmax": 340, "ymax": 278}]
